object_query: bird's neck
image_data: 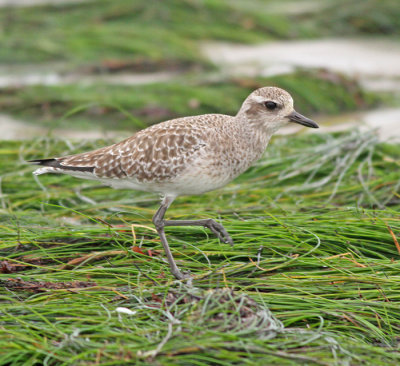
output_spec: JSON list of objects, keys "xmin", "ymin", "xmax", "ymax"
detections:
[{"xmin": 233, "ymin": 114, "xmax": 273, "ymax": 162}]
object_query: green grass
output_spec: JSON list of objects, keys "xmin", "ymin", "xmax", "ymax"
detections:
[
  {"xmin": 0, "ymin": 0, "xmax": 295, "ymax": 65},
  {"xmin": 1, "ymin": 131, "xmax": 400, "ymax": 365},
  {"xmin": 313, "ymin": 0, "xmax": 400, "ymax": 36},
  {"xmin": 2, "ymin": 71, "xmax": 383, "ymax": 131},
  {"xmin": 1, "ymin": 0, "xmax": 400, "ymax": 364},
  {"xmin": 2, "ymin": 0, "xmax": 399, "ymax": 66}
]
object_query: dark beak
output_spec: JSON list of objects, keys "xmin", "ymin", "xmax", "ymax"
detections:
[{"xmin": 287, "ymin": 110, "xmax": 319, "ymax": 128}]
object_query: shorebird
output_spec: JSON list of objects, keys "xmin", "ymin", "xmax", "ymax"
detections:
[{"xmin": 30, "ymin": 87, "xmax": 318, "ymax": 279}]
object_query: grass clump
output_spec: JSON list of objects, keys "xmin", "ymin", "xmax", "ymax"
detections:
[{"xmin": 0, "ymin": 130, "xmax": 399, "ymax": 364}]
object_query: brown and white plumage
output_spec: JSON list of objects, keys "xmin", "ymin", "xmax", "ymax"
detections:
[{"xmin": 30, "ymin": 86, "xmax": 318, "ymax": 279}]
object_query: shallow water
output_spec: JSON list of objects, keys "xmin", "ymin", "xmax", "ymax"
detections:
[
  {"xmin": 0, "ymin": 114, "xmax": 128, "ymax": 141},
  {"xmin": 203, "ymin": 38, "xmax": 400, "ymax": 91},
  {"xmin": 0, "ymin": 65, "xmax": 179, "ymax": 88},
  {"xmin": 202, "ymin": 38, "xmax": 400, "ymax": 140},
  {"xmin": 280, "ymin": 108, "xmax": 400, "ymax": 142},
  {"xmin": 2, "ymin": 38, "xmax": 399, "ymax": 91}
]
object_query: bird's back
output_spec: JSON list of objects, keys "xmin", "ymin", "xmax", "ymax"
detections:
[{"xmin": 32, "ymin": 114, "xmax": 237, "ymax": 194}]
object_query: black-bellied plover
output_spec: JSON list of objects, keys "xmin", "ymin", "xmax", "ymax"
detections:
[{"xmin": 30, "ymin": 87, "xmax": 318, "ymax": 279}]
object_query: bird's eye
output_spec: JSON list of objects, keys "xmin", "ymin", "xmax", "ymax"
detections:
[{"xmin": 265, "ymin": 101, "xmax": 277, "ymax": 110}]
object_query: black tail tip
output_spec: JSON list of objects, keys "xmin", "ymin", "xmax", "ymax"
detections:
[{"xmin": 28, "ymin": 158, "xmax": 56, "ymax": 166}]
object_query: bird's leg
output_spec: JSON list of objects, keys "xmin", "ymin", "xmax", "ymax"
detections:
[
  {"xmin": 152, "ymin": 198, "xmax": 190, "ymax": 280},
  {"xmin": 163, "ymin": 219, "xmax": 233, "ymax": 246},
  {"xmin": 152, "ymin": 196, "xmax": 233, "ymax": 280}
]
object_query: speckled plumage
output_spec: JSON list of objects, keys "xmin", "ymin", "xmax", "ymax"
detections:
[
  {"xmin": 32, "ymin": 88, "xmax": 289, "ymax": 195},
  {"xmin": 30, "ymin": 86, "xmax": 318, "ymax": 279}
]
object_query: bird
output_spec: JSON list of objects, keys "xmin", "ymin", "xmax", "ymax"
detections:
[{"xmin": 29, "ymin": 86, "xmax": 318, "ymax": 280}]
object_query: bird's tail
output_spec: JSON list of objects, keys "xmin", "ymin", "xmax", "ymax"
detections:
[
  {"xmin": 28, "ymin": 158, "xmax": 94, "ymax": 175},
  {"xmin": 29, "ymin": 158, "xmax": 59, "ymax": 175}
]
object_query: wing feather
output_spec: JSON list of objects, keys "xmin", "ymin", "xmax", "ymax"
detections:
[{"xmin": 55, "ymin": 117, "xmax": 209, "ymax": 182}]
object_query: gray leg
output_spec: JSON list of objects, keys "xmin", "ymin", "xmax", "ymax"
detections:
[
  {"xmin": 152, "ymin": 197, "xmax": 233, "ymax": 280},
  {"xmin": 152, "ymin": 200, "xmax": 189, "ymax": 280},
  {"xmin": 164, "ymin": 219, "xmax": 233, "ymax": 245}
]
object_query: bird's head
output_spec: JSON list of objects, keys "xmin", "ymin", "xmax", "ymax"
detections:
[{"xmin": 238, "ymin": 86, "xmax": 319, "ymax": 133}]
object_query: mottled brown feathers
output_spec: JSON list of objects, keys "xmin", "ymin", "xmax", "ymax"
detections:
[
  {"xmin": 57, "ymin": 115, "xmax": 217, "ymax": 182},
  {"xmin": 31, "ymin": 87, "xmax": 305, "ymax": 195}
]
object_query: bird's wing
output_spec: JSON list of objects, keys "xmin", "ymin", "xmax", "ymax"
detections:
[{"xmin": 55, "ymin": 120, "xmax": 207, "ymax": 182}]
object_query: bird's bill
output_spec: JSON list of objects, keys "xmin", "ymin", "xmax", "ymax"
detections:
[{"xmin": 287, "ymin": 110, "xmax": 319, "ymax": 128}]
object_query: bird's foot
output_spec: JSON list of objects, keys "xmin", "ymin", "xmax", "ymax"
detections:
[
  {"xmin": 205, "ymin": 219, "xmax": 234, "ymax": 246},
  {"xmin": 172, "ymin": 268, "xmax": 192, "ymax": 281}
]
